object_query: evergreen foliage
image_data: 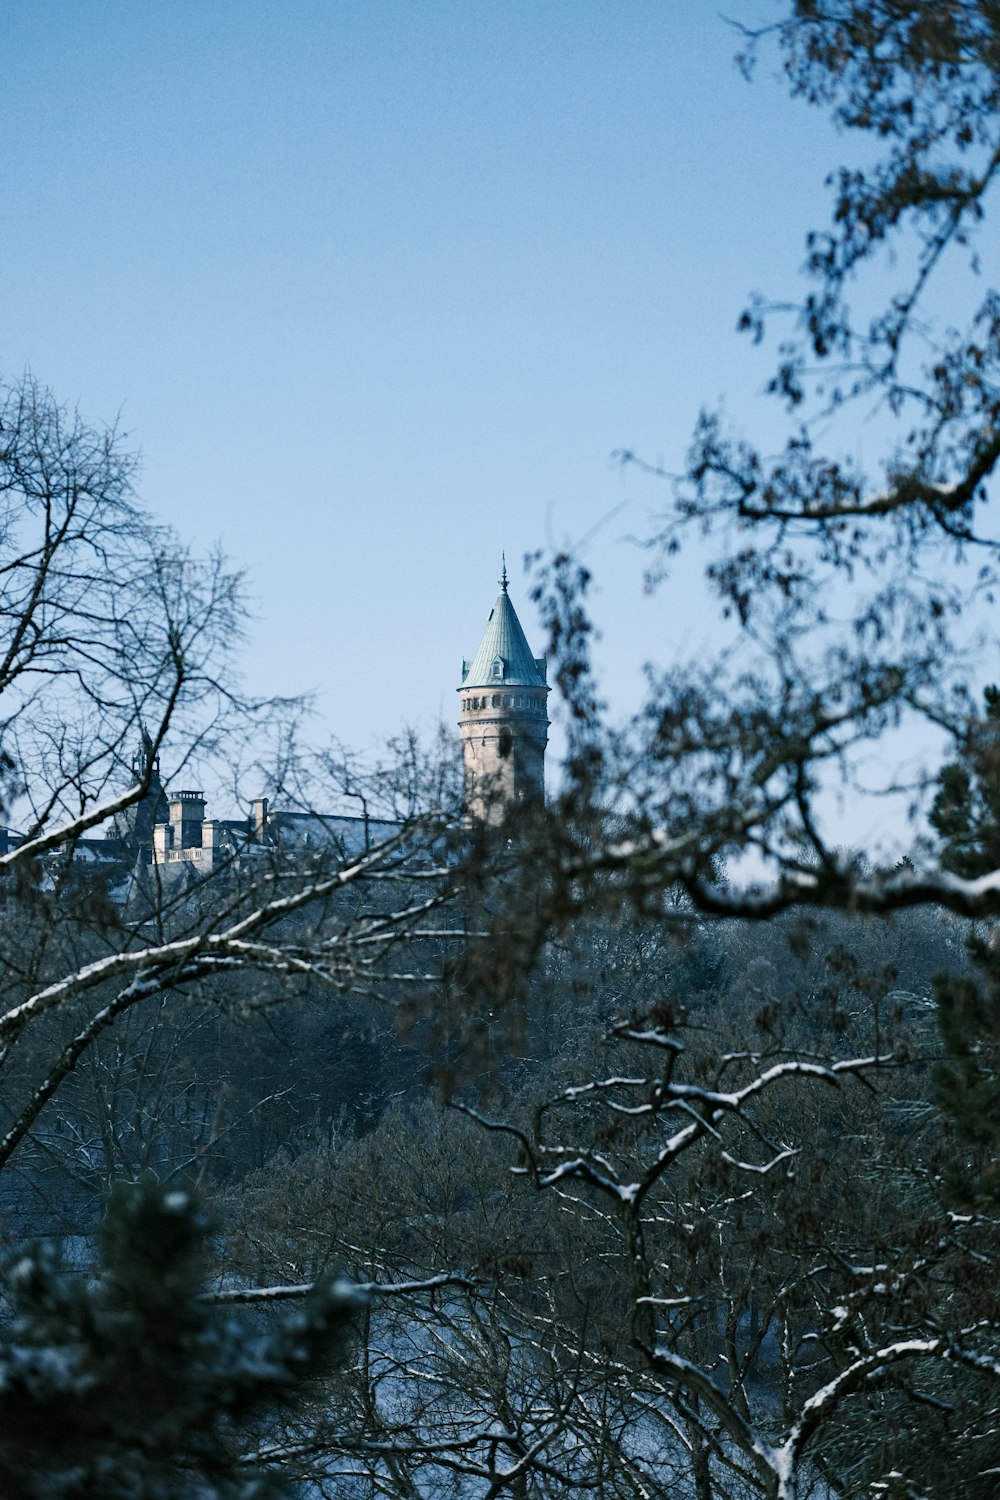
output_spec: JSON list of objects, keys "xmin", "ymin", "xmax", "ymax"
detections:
[
  {"xmin": 0, "ymin": 1178, "xmax": 358, "ymax": 1499},
  {"xmin": 930, "ymin": 688, "xmax": 1000, "ymax": 1198},
  {"xmin": 931, "ymin": 687, "xmax": 1000, "ymax": 882}
]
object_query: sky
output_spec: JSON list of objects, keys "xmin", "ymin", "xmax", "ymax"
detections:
[{"xmin": 2, "ymin": 1, "xmax": 848, "ymax": 776}]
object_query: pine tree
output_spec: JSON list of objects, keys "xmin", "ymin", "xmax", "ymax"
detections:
[
  {"xmin": 0, "ymin": 1178, "xmax": 357, "ymax": 1498},
  {"xmin": 930, "ymin": 689, "xmax": 1000, "ymax": 1200}
]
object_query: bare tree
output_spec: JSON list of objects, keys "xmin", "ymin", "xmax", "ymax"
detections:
[
  {"xmin": 514, "ymin": 3, "xmax": 1000, "ymax": 926},
  {"xmin": 407, "ymin": 7, "xmax": 1000, "ymax": 1493},
  {"xmin": 0, "ymin": 374, "xmax": 467, "ymax": 1238},
  {"xmin": 200, "ymin": 898, "xmax": 996, "ymax": 1500}
]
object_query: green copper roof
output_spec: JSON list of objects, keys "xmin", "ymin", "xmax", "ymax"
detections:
[{"xmin": 461, "ymin": 573, "xmax": 547, "ymax": 689}]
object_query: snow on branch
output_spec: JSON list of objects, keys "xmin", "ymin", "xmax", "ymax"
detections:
[
  {"xmin": 0, "ymin": 831, "xmax": 448, "ymax": 1042},
  {"xmin": 203, "ymin": 1271, "xmax": 477, "ymax": 1305}
]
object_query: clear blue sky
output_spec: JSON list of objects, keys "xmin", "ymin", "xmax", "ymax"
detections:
[{"xmin": 2, "ymin": 1, "xmax": 844, "ymax": 764}]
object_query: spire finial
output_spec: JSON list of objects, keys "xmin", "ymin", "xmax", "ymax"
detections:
[{"xmin": 500, "ymin": 553, "xmax": 508, "ymax": 593}]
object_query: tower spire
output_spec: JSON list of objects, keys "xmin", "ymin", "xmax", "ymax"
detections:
[{"xmin": 458, "ymin": 564, "xmax": 549, "ymax": 823}]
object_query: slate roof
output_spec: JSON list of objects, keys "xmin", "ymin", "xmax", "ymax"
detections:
[{"xmin": 461, "ymin": 575, "xmax": 547, "ymax": 689}]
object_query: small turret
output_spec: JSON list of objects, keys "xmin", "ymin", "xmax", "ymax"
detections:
[
  {"xmin": 458, "ymin": 560, "xmax": 549, "ymax": 823},
  {"xmin": 113, "ymin": 727, "xmax": 169, "ymax": 860}
]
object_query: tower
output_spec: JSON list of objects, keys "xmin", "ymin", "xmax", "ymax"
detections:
[
  {"xmin": 112, "ymin": 727, "xmax": 169, "ymax": 862},
  {"xmin": 458, "ymin": 560, "xmax": 549, "ymax": 823}
]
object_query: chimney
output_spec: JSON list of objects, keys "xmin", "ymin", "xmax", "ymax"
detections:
[
  {"xmin": 202, "ymin": 820, "xmax": 222, "ymax": 864},
  {"xmin": 250, "ymin": 797, "xmax": 269, "ymax": 841},
  {"xmin": 169, "ymin": 791, "xmax": 205, "ymax": 849}
]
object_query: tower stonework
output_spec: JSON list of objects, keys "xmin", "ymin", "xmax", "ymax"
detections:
[{"xmin": 458, "ymin": 563, "xmax": 549, "ymax": 823}]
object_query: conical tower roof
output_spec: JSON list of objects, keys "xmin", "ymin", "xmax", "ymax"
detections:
[{"xmin": 461, "ymin": 562, "xmax": 547, "ymax": 689}]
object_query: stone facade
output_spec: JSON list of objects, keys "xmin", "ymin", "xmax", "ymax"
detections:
[{"xmin": 149, "ymin": 798, "xmax": 397, "ymax": 872}]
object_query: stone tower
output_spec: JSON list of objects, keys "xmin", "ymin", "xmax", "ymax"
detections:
[{"xmin": 458, "ymin": 561, "xmax": 549, "ymax": 822}]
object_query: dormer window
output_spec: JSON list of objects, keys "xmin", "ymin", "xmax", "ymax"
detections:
[{"xmin": 491, "ymin": 655, "xmax": 504, "ymax": 681}]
